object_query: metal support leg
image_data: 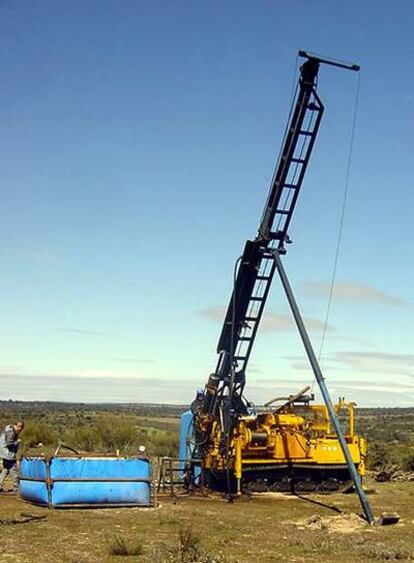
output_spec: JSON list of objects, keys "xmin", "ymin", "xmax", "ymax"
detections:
[{"xmin": 272, "ymin": 250, "xmax": 374, "ymax": 525}]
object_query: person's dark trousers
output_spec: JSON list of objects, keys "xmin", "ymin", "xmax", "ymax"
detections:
[{"xmin": 0, "ymin": 459, "xmax": 18, "ymax": 492}]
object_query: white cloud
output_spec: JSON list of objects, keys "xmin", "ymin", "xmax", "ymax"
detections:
[
  {"xmin": 59, "ymin": 327, "xmax": 107, "ymax": 336},
  {"xmin": 303, "ymin": 280, "xmax": 408, "ymax": 306},
  {"xmin": 109, "ymin": 358, "xmax": 155, "ymax": 364},
  {"xmin": 283, "ymin": 350, "xmax": 414, "ymax": 378},
  {"xmin": 27, "ymin": 248, "xmax": 63, "ymax": 265},
  {"xmin": 244, "ymin": 377, "xmax": 414, "ymax": 408},
  {"xmin": 199, "ymin": 306, "xmax": 334, "ymax": 334},
  {"xmin": 332, "ymin": 350, "xmax": 414, "ymax": 377}
]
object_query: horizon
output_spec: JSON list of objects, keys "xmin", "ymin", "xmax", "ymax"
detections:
[
  {"xmin": 1, "ymin": 393, "xmax": 413, "ymax": 411},
  {"xmin": 1, "ymin": 373, "xmax": 412, "ymax": 408}
]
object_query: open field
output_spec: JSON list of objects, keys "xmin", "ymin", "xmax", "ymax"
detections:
[
  {"xmin": 0, "ymin": 402, "xmax": 413, "ymax": 561},
  {"xmin": 1, "ymin": 401, "xmax": 413, "ymax": 470},
  {"xmin": 0, "ymin": 481, "xmax": 413, "ymax": 562}
]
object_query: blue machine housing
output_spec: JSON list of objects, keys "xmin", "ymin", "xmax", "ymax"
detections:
[
  {"xmin": 179, "ymin": 410, "xmax": 194, "ymax": 469},
  {"xmin": 179, "ymin": 410, "xmax": 201, "ymax": 482},
  {"xmin": 19, "ymin": 456, "xmax": 152, "ymax": 508}
]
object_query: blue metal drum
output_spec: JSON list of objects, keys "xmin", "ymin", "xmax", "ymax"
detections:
[{"xmin": 19, "ymin": 456, "xmax": 152, "ymax": 507}]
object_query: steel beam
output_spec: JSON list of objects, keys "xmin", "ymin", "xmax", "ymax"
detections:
[{"xmin": 272, "ymin": 249, "xmax": 374, "ymax": 525}]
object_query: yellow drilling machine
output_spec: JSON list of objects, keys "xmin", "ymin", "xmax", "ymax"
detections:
[
  {"xmin": 179, "ymin": 51, "xmax": 375, "ymax": 524},
  {"xmin": 195, "ymin": 387, "xmax": 366, "ymax": 494}
]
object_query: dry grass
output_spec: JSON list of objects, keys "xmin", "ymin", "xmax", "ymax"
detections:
[
  {"xmin": 151, "ymin": 526, "xmax": 235, "ymax": 562},
  {"xmin": 0, "ymin": 480, "xmax": 412, "ymax": 562},
  {"xmin": 360, "ymin": 544, "xmax": 413, "ymax": 561},
  {"xmin": 107, "ymin": 534, "xmax": 143, "ymax": 557}
]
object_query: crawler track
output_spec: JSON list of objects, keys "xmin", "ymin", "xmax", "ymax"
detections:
[{"xmin": 203, "ymin": 464, "xmax": 355, "ymax": 495}]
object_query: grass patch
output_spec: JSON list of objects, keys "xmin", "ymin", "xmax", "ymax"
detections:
[
  {"xmin": 107, "ymin": 533, "xmax": 143, "ymax": 557},
  {"xmin": 154, "ymin": 526, "xmax": 234, "ymax": 563},
  {"xmin": 165, "ymin": 526, "xmax": 202, "ymax": 562},
  {"xmin": 360, "ymin": 544, "xmax": 413, "ymax": 561}
]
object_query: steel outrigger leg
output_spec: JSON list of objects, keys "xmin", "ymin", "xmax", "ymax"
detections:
[{"xmin": 272, "ymin": 249, "xmax": 375, "ymax": 525}]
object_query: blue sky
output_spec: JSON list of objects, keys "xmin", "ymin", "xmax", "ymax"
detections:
[{"xmin": 0, "ymin": 1, "xmax": 413, "ymax": 406}]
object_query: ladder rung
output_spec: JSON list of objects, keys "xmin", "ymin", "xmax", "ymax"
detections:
[
  {"xmin": 244, "ymin": 316, "xmax": 258, "ymax": 322},
  {"xmin": 256, "ymin": 275, "xmax": 270, "ymax": 281},
  {"xmin": 250, "ymin": 296, "xmax": 264, "ymax": 302},
  {"xmin": 299, "ymin": 130, "xmax": 314, "ymax": 136},
  {"xmin": 283, "ymin": 183, "xmax": 298, "ymax": 189},
  {"xmin": 275, "ymin": 209, "xmax": 289, "ymax": 215},
  {"xmin": 291, "ymin": 158, "xmax": 305, "ymax": 164},
  {"xmin": 239, "ymin": 336, "xmax": 252, "ymax": 342}
]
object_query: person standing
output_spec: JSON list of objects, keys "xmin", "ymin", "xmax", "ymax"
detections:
[{"xmin": 0, "ymin": 421, "xmax": 24, "ymax": 493}]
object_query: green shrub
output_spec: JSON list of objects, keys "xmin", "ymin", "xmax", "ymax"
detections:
[
  {"xmin": 64, "ymin": 426, "xmax": 101, "ymax": 452},
  {"xmin": 95, "ymin": 416, "xmax": 138, "ymax": 452},
  {"xmin": 15, "ymin": 411, "xmax": 179, "ymax": 457},
  {"xmin": 403, "ymin": 453, "xmax": 414, "ymax": 472},
  {"xmin": 367, "ymin": 443, "xmax": 391, "ymax": 470},
  {"xmin": 22, "ymin": 421, "xmax": 57, "ymax": 447}
]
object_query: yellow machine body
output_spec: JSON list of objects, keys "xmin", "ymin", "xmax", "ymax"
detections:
[{"xmin": 201, "ymin": 398, "xmax": 366, "ymax": 492}]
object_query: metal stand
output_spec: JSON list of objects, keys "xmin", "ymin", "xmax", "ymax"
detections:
[{"xmin": 272, "ymin": 250, "xmax": 374, "ymax": 525}]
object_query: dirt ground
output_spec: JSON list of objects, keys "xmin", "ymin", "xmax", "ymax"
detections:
[{"xmin": 0, "ymin": 479, "xmax": 413, "ymax": 562}]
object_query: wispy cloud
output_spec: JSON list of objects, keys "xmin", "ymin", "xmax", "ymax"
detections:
[
  {"xmin": 59, "ymin": 327, "xmax": 107, "ymax": 336},
  {"xmin": 199, "ymin": 306, "xmax": 226, "ymax": 323},
  {"xmin": 261, "ymin": 312, "xmax": 332, "ymax": 333},
  {"xmin": 0, "ymin": 367, "xmax": 151, "ymax": 380},
  {"xmin": 284, "ymin": 350, "xmax": 414, "ymax": 378},
  {"xmin": 252, "ymin": 376, "xmax": 414, "ymax": 394},
  {"xmin": 0, "ymin": 374, "xmax": 196, "ymax": 403},
  {"xmin": 109, "ymin": 358, "xmax": 155, "ymax": 364},
  {"xmin": 28, "ymin": 248, "xmax": 63, "ymax": 265},
  {"xmin": 199, "ymin": 306, "xmax": 334, "ymax": 333},
  {"xmin": 246, "ymin": 364, "xmax": 263, "ymax": 374},
  {"xmin": 303, "ymin": 281, "xmax": 408, "ymax": 306},
  {"xmin": 232, "ymin": 377, "xmax": 414, "ymax": 407},
  {"xmin": 333, "ymin": 350, "xmax": 414, "ymax": 376},
  {"xmin": 329, "ymin": 379, "xmax": 414, "ymax": 392}
]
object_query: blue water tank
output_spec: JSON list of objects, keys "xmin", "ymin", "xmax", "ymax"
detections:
[{"xmin": 19, "ymin": 456, "xmax": 152, "ymax": 507}]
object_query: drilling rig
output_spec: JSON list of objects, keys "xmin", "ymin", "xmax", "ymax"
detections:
[{"xmin": 180, "ymin": 51, "xmax": 374, "ymax": 523}]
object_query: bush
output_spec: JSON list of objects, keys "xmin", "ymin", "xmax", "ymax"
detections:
[
  {"xmin": 367, "ymin": 443, "xmax": 391, "ymax": 470},
  {"xmin": 22, "ymin": 421, "xmax": 57, "ymax": 448},
  {"xmin": 107, "ymin": 534, "xmax": 143, "ymax": 557},
  {"xmin": 62, "ymin": 416, "xmax": 138, "ymax": 453},
  {"xmin": 156, "ymin": 527, "xmax": 233, "ymax": 563},
  {"xmin": 176, "ymin": 527, "xmax": 201, "ymax": 562},
  {"xmin": 64, "ymin": 426, "xmax": 101, "ymax": 452},
  {"xmin": 17, "ymin": 412, "xmax": 179, "ymax": 457},
  {"xmin": 95, "ymin": 416, "xmax": 138, "ymax": 452},
  {"xmin": 403, "ymin": 454, "xmax": 414, "ymax": 472}
]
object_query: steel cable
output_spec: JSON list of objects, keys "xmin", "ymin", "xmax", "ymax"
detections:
[{"xmin": 314, "ymin": 71, "xmax": 362, "ymax": 378}]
